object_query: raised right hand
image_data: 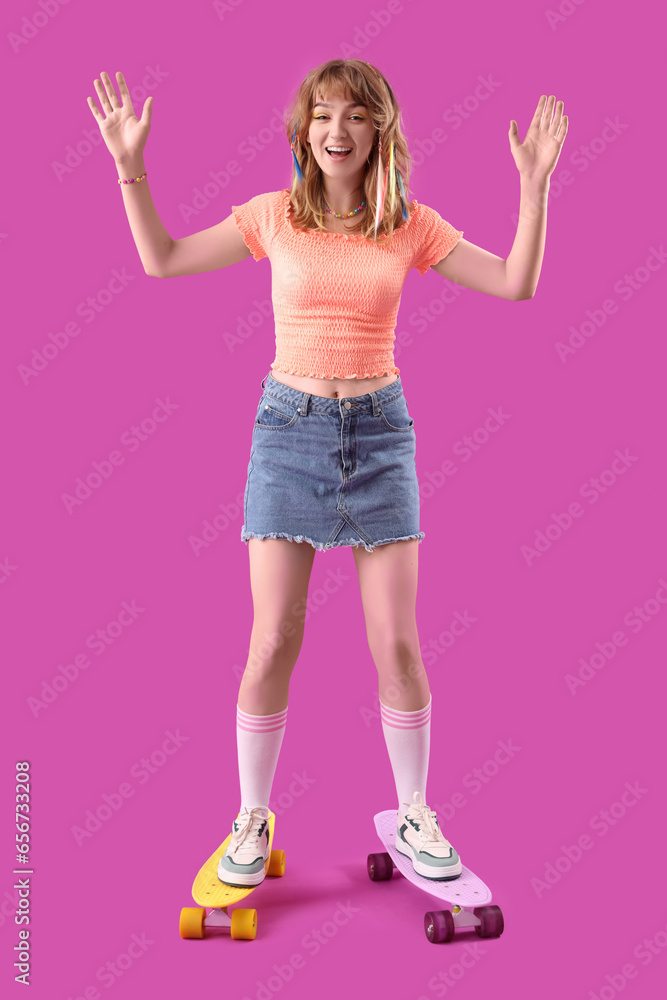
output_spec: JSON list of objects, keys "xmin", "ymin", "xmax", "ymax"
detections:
[{"xmin": 86, "ymin": 71, "xmax": 153, "ymax": 164}]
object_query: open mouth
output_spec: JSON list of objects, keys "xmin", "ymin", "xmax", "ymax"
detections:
[{"xmin": 326, "ymin": 147, "xmax": 352, "ymax": 160}]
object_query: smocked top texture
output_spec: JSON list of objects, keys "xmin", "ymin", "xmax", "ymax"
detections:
[{"xmin": 231, "ymin": 188, "xmax": 463, "ymax": 380}]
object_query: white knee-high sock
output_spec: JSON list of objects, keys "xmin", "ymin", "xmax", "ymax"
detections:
[
  {"xmin": 236, "ymin": 704, "xmax": 288, "ymax": 813},
  {"xmin": 380, "ymin": 695, "xmax": 432, "ymax": 822}
]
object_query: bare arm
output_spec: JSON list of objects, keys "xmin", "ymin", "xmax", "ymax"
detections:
[
  {"xmin": 430, "ymin": 95, "xmax": 568, "ymax": 301},
  {"xmin": 430, "ymin": 176, "xmax": 550, "ymax": 301},
  {"xmin": 87, "ymin": 71, "xmax": 251, "ymax": 278},
  {"xmin": 114, "ymin": 154, "xmax": 251, "ymax": 277}
]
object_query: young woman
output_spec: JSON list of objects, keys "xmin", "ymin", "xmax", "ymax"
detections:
[{"xmin": 87, "ymin": 59, "xmax": 567, "ymax": 889}]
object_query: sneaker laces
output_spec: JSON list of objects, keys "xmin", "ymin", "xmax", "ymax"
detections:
[
  {"xmin": 229, "ymin": 807, "xmax": 268, "ymax": 854},
  {"xmin": 402, "ymin": 792, "xmax": 452, "ymax": 852}
]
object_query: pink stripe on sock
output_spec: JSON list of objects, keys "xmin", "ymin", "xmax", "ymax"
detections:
[
  {"xmin": 237, "ymin": 719, "xmax": 287, "ymax": 733},
  {"xmin": 380, "ymin": 698, "xmax": 431, "ymax": 729},
  {"xmin": 236, "ymin": 705, "xmax": 288, "ymax": 734}
]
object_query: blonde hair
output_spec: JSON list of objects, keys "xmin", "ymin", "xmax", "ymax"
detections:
[{"xmin": 285, "ymin": 59, "xmax": 414, "ymax": 245}]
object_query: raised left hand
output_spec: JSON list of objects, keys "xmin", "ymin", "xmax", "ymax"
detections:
[{"xmin": 508, "ymin": 95, "xmax": 568, "ymax": 181}]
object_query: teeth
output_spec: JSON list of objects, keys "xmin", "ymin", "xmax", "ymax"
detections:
[{"xmin": 327, "ymin": 147, "xmax": 351, "ymax": 153}]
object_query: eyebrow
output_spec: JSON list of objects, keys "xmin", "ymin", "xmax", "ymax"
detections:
[{"xmin": 313, "ymin": 101, "xmax": 366, "ymax": 109}]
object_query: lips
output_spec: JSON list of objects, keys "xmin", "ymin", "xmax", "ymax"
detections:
[{"xmin": 326, "ymin": 147, "xmax": 352, "ymax": 160}]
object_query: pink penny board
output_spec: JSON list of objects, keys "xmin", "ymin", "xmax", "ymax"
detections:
[{"xmin": 369, "ymin": 810, "xmax": 504, "ymax": 943}]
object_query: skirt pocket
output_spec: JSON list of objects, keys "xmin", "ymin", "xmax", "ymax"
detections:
[
  {"xmin": 255, "ymin": 392, "xmax": 301, "ymax": 430},
  {"xmin": 378, "ymin": 394, "xmax": 415, "ymax": 432}
]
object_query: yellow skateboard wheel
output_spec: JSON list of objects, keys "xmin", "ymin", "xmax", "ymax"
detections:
[
  {"xmin": 267, "ymin": 849, "xmax": 286, "ymax": 877},
  {"xmin": 179, "ymin": 907, "xmax": 206, "ymax": 939},
  {"xmin": 231, "ymin": 908, "xmax": 257, "ymax": 940}
]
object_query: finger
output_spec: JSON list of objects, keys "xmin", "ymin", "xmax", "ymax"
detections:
[
  {"xmin": 114, "ymin": 71, "xmax": 137, "ymax": 116},
  {"xmin": 556, "ymin": 114, "xmax": 569, "ymax": 143},
  {"xmin": 139, "ymin": 95, "xmax": 153, "ymax": 127},
  {"xmin": 93, "ymin": 76, "xmax": 114, "ymax": 115},
  {"xmin": 100, "ymin": 70, "xmax": 121, "ymax": 110},
  {"xmin": 86, "ymin": 95, "xmax": 104, "ymax": 123},
  {"xmin": 529, "ymin": 95, "xmax": 547, "ymax": 130},
  {"xmin": 549, "ymin": 99, "xmax": 564, "ymax": 135},
  {"xmin": 540, "ymin": 95, "xmax": 556, "ymax": 129},
  {"xmin": 508, "ymin": 119, "xmax": 521, "ymax": 150}
]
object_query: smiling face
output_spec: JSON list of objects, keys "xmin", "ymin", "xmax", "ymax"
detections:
[{"xmin": 307, "ymin": 92, "xmax": 376, "ymax": 199}]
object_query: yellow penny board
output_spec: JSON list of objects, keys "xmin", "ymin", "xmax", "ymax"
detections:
[{"xmin": 191, "ymin": 810, "xmax": 275, "ymax": 908}]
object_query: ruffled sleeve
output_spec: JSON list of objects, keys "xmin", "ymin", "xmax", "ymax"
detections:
[
  {"xmin": 231, "ymin": 192, "xmax": 277, "ymax": 262},
  {"xmin": 411, "ymin": 202, "xmax": 464, "ymax": 276}
]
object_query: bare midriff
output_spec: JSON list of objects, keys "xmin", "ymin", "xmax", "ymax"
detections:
[{"xmin": 269, "ymin": 370, "xmax": 399, "ymax": 399}]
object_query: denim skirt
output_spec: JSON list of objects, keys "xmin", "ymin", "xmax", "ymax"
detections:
[{"xmin": 240, "ymin": 370, "xmax": 425, "ymax": 553}]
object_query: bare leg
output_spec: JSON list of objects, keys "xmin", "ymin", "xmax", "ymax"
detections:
[
  {"xmin": 352, "ymin": 538, "xmax": 430, "ymax": 711},
  {"xmin": 238, "ymin": 538, "xmax": 317, "ymax": 715}
]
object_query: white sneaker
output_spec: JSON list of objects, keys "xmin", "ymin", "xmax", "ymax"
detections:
[
  {"xmin": 217, "ymin": 806, "xmax": 270, "ymax": 887},
  {"xmin": 395, "ymin": 791, "xmax": 462, "ymax": 880}
]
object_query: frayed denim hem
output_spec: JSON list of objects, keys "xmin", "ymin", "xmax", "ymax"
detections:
[{"xmin": 241, "ymin": 530, "xmax": 425, "ymax": 553}]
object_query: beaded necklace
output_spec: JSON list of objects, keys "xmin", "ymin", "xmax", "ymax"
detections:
[{"xmin": 323, "ymin": 199, "xmax": 366, "ymax": 218}]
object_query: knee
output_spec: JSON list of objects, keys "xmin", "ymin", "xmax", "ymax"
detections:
[
  {"xmin": 368, "ymin": 631, "xmax": 421, "ymax": 667},
  {"xmin": 246, "ymin": 622, "xmax": 303, "ymax": 677}
]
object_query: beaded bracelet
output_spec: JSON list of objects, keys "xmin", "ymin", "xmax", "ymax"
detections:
[{"xmin": 117, "ymin": 172, "xmax": 147, "ymax": 185}]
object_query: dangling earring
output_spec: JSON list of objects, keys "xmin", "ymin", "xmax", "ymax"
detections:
[
  {"xmin": 373, "ymin": 134, "xmax": 385, "ymax": 238},
  {"xmin": 290, "ymin": 124, "xmax": 304, "ymax": 184},
  {"xmin": 396, "ymin": 164, "xmax": 409, "ymax": 221}
]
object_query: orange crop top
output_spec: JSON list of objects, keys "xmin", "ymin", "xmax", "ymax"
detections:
[{"xmin": 231, "ymin": 188, "xmax": 463, "ymax": 379}]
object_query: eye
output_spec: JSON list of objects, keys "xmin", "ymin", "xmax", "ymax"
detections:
[{"xmin": 312, "ymin": 114, "xmax": 366, "ymax": 121}]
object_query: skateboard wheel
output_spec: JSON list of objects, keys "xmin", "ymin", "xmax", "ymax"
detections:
[
  {"xmin": 231, "ymin": 907, "xmax": 258, "ymax": 940},
  {"xmin": 267, "ymin": 849, "xmax": 286, "ymax": 877},
  {"xmin": 424, "ymin": 909, "xmax": 455, "ymax": 944},
  {"xmin": 473, "ymin": 905, "xmax": 504, "ymax": 939},
  {"xmin": 367, "ymin": 852, "xmax": 393, "ymax": 881},
  {"xmin": 179, "ymin": 907, "xmax": 206, "ymax": 939}
]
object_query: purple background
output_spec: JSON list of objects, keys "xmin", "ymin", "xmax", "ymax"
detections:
[{"xmin": 2, "ymin": 1, "xmax": 666, "ymax": 998}]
